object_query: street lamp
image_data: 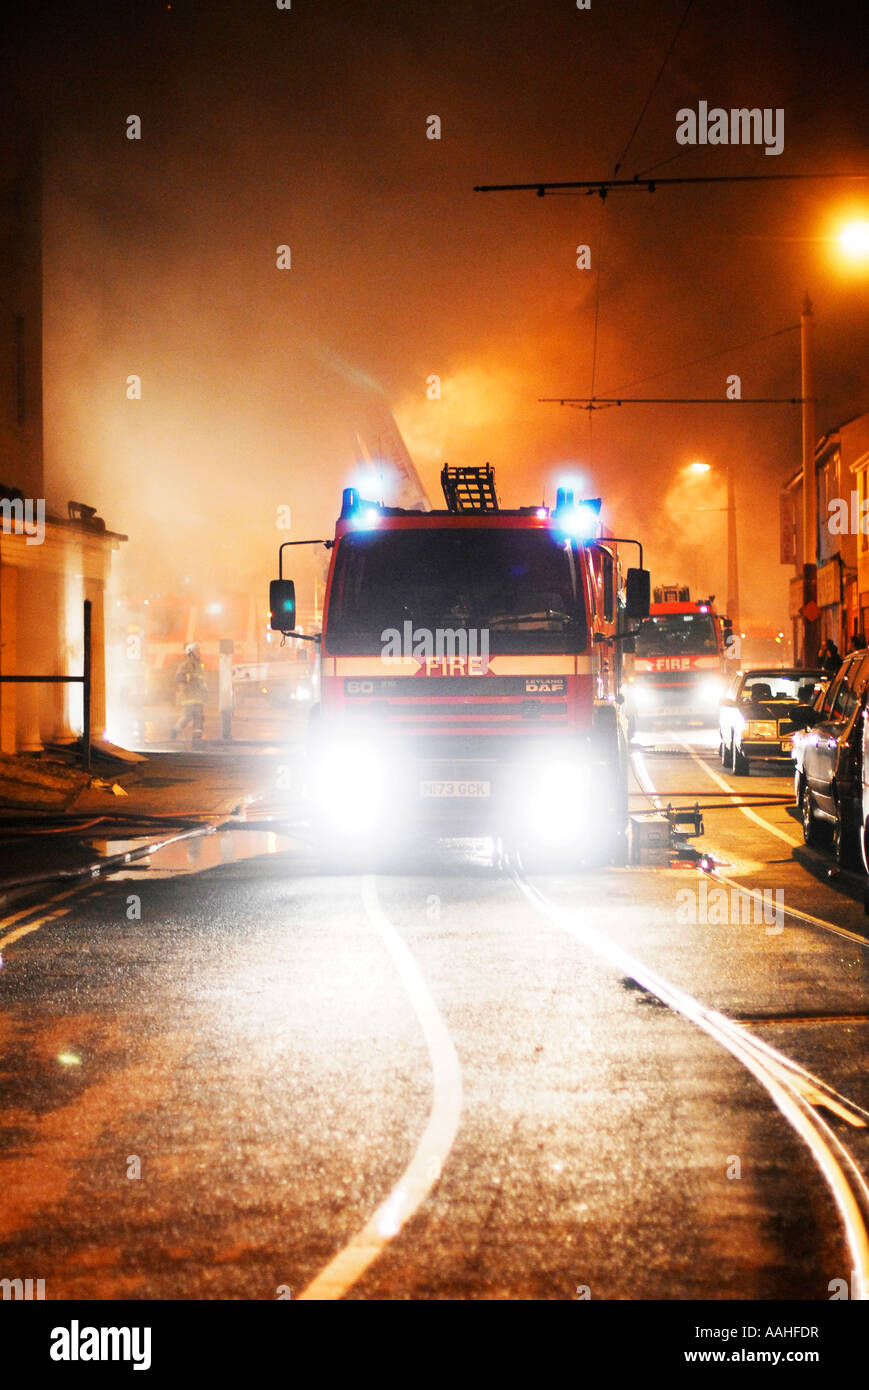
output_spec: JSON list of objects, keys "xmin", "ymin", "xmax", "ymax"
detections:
[{"xmin": 838, "ymin": 220, "xmax": 869, "ymax": 260}]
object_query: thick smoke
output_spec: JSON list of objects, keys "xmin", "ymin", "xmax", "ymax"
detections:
[{"xmin": 3, "ymin": 0, "xmax": 867, "ymax": 627}]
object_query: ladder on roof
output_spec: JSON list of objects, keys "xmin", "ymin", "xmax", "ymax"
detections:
[{"xmin": 440, "ymin": 464, "xmax": 499, "ymax": 513}]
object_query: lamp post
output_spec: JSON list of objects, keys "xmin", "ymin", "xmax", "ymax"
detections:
[
  {"xmin": 799, "ymin": 294, "xmax": 819, "ymax": 669},
  {"xmin": 798, "ymin": 221, "xmax": 869, "ymax": 666}
]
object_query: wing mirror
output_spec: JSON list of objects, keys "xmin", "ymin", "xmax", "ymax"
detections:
[
  {"xmin": 625, "ymin": 568, "xmax": 651, "ymax": 621},
  {"xmin": 269, "ymin": 578, "xmax": 296, "ymax": 631}
]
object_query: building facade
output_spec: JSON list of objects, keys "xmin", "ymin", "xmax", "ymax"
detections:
[
  {"xmin": 842, "ymin": 412, "xmax": 869, "ymax": 643},
  {"xmin": 782, "ymin": 409, "xmax": 869, "ymax": 659},
  {"xmin": 0, "ymin": 115, "xmax": 124, "ymax": 755}
]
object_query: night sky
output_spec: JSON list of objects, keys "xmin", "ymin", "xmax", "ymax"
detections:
[{"xmin": 3, "ymin": 0, "xmax": 868, "ymax": 619}]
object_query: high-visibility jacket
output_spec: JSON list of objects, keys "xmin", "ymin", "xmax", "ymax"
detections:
[{"xmin": 176, "ymin": 658, "xmax": 207, "ymax": 704}]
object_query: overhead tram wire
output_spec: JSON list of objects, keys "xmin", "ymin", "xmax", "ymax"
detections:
[
  {"xmin": 611, "ymin": 0, "xmax": 696, "ymax": 179},
  {"xmin": 583, "ymin": 0, "xmax": 696, "ymax": 456},
  {"xmin": 598, "ymin": 322, "xmax": 798, "ymax": 399},
  {"xmin": 475, "ymin": 171, "xmax": 869, "ymax": 197},
  {"xmin": 627, "ymin": 54, "xmax": 869, "ymax": 186},
  {"xmin": 587, "ymin": 191, "xmax": 609, "ymax": 464},
  {"xmin": 545, "ymin": 312, "xmax": 802, "ymax": 414},
  {"xmin": 541, "ymin": 395, "xmax": 807, "ymax": 409}
]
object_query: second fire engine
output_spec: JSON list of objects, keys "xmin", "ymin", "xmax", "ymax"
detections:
[{"xmin": 624, "ymin": 584, "xmax": 734, "ymax": 728}]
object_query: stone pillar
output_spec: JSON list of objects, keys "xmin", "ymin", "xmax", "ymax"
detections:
[{"xmin": 84, "ymin": 574, "xmax": 107, "ymax": 741}]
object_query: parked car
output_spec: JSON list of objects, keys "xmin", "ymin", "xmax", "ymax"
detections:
[
  {"xmin": 719, "ymin": 667, "xmax": 825, "ymax": 774},
  {"xmin": 793, "ymin": 650, "xmax": 869, "ymax": 865}
]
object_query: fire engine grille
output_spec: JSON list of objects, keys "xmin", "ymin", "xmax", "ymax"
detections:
[
  {"xmin": 346, "ymin": 699, "xmax": 568, "ymax": 724},
  {"xmin": 382, "ymin": 701, "xmax": 567, "ymax": 721},
  {"xmin": 644, "ymin": 673, "xmax": 699, "ymax": 687},
  {"xmin": 343, "ymin": 676, "xmax": 567, "ymax": 696}
]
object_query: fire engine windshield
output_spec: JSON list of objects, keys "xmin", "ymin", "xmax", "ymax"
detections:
[
  {"xmin": 326, "ymin": 528, "xmax": 589, "ymax": 654},
  {"xmin": 635, "ymin": 613, "xmax": 718, "ymax": 656}
]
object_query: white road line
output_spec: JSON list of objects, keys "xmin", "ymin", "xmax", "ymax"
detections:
[
  {"xmin": 671, "ymin": 746, "xmax": 869, "ymax": 945},
  {"xmin": 681, "ymin": 743, "xmax": 801, "ymax": 847},
  {"xmin": 629, "ymin": 748, "xmax": 665, "ymax": 810},
  {"xmin": 512, "ymin": 871, "xmax": 869, "ymax": 1298},
  {"xmin": 297, "ymin": 875, "xmax": 463, "ymax": 1300}
]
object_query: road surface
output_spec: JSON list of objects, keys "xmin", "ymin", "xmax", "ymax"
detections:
[{"xmin": 1, "ymin": 726, "xmax": 867, "ymax": 1300}]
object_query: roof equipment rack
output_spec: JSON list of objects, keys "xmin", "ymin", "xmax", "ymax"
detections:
[{"xmin": 440, "ymin": 464, "xmax": 499, "ymax": 513}]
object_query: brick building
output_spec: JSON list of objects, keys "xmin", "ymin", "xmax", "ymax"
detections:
[{"xmin": 781, "ymin": 408, "xmax": 869, "ymax": 658}]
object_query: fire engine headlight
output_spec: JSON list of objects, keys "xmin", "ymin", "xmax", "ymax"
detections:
[
  {"xmin": 516, "ymin": 757, "xmax": 593, "ymax": 845},
  {"xmin": 310, "ymin": 737, "xmax": 388, "ymax": 834},
  {"xmin": 699, "ymin": 677, "xmax": 724, "ymax": 705},
  {"xmin": 632, "ymin": 683, "xmax": 653, "ymax": 709}
]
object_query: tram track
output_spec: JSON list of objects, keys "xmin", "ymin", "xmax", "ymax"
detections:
[{"xmin": 510, "ymin": 863, "xmax": 869, "ymax": 1298}]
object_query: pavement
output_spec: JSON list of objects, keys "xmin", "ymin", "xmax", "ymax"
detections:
[{"xmin": 0, "ymin": 747, "xmax": 290, "ymax": 904}]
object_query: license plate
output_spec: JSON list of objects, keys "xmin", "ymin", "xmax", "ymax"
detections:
[
  {"xmin": 420, "ymin": 780, "xmax": 490, "ymax": 798},
  {"xmin": 781, "ymin": 739, "xmax": 793, "ymax": 752}
]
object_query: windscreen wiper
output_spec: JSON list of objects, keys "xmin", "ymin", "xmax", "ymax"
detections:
[{"xmin": 487, "ymin": 608, "xmax": 574, "ymax": 627}]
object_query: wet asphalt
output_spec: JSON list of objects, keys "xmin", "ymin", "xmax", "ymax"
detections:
[{"xmin": 0, "ymin": 732, "xmax": 866, "ymax": 1300}]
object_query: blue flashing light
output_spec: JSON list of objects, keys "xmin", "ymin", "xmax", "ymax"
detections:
[
  {"xmin": 340, "ymin": 487, "xmax": 381, "ymax": 525},
  {"xmin": 552, "ymin": 493, "xmax": 601, "ymax": 540},
  {"xmin": 556, "ymin": 504, "xmax": 599, "ymax": 540}
]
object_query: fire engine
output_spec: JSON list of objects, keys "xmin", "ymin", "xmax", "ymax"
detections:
[
  {"xmin": 269, "ymin": 465, "xmax": 650, "ymax": 863},
  {"xmin": 624, "ymin": 584, "xmax": 733, "ymax": 727}
]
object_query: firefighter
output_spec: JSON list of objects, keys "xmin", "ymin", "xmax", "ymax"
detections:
[{"xmin": 172, "ymin": 643, "xmax": 207, "ymax": 744}]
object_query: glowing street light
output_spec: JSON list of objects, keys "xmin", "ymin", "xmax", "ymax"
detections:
[
  {"xmin": 688, "ymin": 461, "xmax": 710, "ymax": 474},
  {"xmin": 838, "ymin": 220, "xmax": 869, "ymax": 260}
]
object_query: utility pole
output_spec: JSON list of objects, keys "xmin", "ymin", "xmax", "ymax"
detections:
[
  {"xmin": 800, "ymin": 294, "xmax": 820, "ymax": 667},
  {"xmin": 726, "ymin": 464, "xmax": 739, "ymax": 631}
]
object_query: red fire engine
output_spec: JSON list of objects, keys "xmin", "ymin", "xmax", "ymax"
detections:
[
  {"xmin": 270, "ymin": 466, "xmax": 650, "ymax": 862},
  {"xmin": 625, "ymin": 584, "xmax": 733, "ymax": 727}
]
